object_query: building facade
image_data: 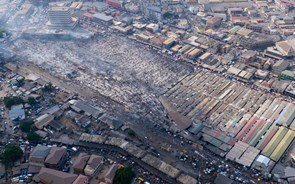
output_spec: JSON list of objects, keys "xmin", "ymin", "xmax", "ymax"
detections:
[{"xmin": 47, "ymin": 7, "xmax": 77, "ymax": 29}]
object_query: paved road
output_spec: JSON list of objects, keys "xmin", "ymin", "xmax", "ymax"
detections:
[{"xmin": 54, "ymin": 140, "xmax": 177, "ymax": 184}]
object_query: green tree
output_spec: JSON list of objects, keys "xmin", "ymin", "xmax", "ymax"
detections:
[
  {"xmin": 16, "ymin": 78, "xmax": 25, "ymax": 87},
  {"xmin": 0, "ymin": 28, "xmax": 6, "ymax": 38},
  {"xmin": 27, "ymin": 97, "xmax": 37, "ymax": 106},
  {"xmin": 19, "ymin": 119, "xmax": 33, "ymax": 133},
  {"xmin": 0, "ymin": 144, "xmax": 23, "ymax": 182},
  {"xmin": 49, "ymin": 99, "xmax": 58, "ymax": 105},
  {"xmin": 127, "ymin": 129, "xmax": 136, "ymax": 137},
  {"xmin": 27, "ymin": 132, "xmax": 41, "ymax": 144},
  {"xmin": 42, "ymin": 83, "xmax": 54, "ymax": 92},
  {"xmin": 3, "ymin": 96, "xmax": 24, "ymax": 109},
  {"xmin": 0, "ymin": 144, "xmax": 23, "ymax": 165},
  {"xmin": 113, "ymin": 167, "xmax": 135, "ymax": 184},
  {"xmin": 163, "ymin": 12, "xmax": 174, "ymax": 19}
]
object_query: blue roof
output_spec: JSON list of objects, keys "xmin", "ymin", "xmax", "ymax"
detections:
[
  {"xmin": 31, "ymin": 145, "xmax": 51, "ymax": 158},
  {"xmin": 9, "ymin": 104, "xmax": 25, "ymax": 121}
]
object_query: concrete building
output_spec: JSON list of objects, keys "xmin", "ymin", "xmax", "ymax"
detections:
[
  {"xmin": 251, "ymin": 155, "xmax": 273, "ymax": 171},
  {"xmin": 104, "ymin": 164, "xmax": 118, "ymax": 184},
  {"xmin": 16, "ymin": 3, "xmax": 34, "ymax": 20},
  {"xmin": 206, "ymin": 17, "xmax": 222, "ymax": 28},
  {"xmin": 47, "ymin": 7, "xmax": 77, "ymax": 29},
  {"xmin": 146, "ymin": 6, "xmax": 162, "ymax": 21},
  {"xmin": 37, "ymin": 168, "xmax": 78, "ymax": 184},
  {"xmin": 163, "ymin": 37, "xmax": 176, "ymax": 48},
  {"xmin": 93, "ymin": 13, "xmax": 114, "ymax": 26},
  {"xmin": 280, "ymin": 70, "xmax": 294, "ymax": 80},
  {"xmin": 72, "ymin": 175, "xmax": 89, "ymax": 184},
  {"xmin": 275, "ymin": 0, "xmax": 295, "ymax": 12},
  {"xmin": 44, "ymin": 147, "xmax": 68, "ymax": 169},
  {"xmin": 34, "ymin": 114, "xmax": 54, "ymax": 129},
  {"xmin": 73, "ymin": 153, "xmax": 90, "ymax": 175},
  {"xmin": 285, "ymin": 82, "xmax": 295, "ymax": 98},
  {"xmin": 70, "ymin": 100, "xmax": 103, "ymax": 119},
  {"xmin": 84, "ymin": 155, "xmax": 103, "ymax": 176},
  {"xmin": 272, "ymin": 60, "xmax": 290, "ymax": 74},
  {"xmin": 276, "ymin": 39, "xmax": 295, "ymax": 57},
  {"xmin": 146, "ymin": 23, "xmax": 159, "ymax": 32},
  {"xmin": 241, "ymin": 50, "xmax": 257, "ymax": 63},
  {"xmin": 29, "ymin": 145, "xmax": 51, "ymax": 167}
]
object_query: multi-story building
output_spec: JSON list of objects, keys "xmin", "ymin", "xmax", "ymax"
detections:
[
  {"xmin": 275, "ymin": 0, "xmax": 295, "ymax": 12},
  {"xmin": 272, "ymin": 60, "xmax": 290, "ymax": 74},
  {"xmin": 146, "ymin": 6, "xmax": 162, "ymax": 21},
  {"xmin": 44, "ymin": 147, "xmax": 68, "ymax": 170},
  {"xmin": 280, "ymin": 70, "xmax": 295, "ymax": 80},
  {"xmin": 29, "ymin": 145, "xmax": 51, "ymax": 167},
  {"xmin": 276, "ymin": 39, "xmax": 295, "ymax": 57},
  {"xmin": 47, "ymin": 6, "xmax": 77, "ymax": 29}
]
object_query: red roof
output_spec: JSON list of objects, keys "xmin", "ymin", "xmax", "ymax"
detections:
[
  {"xmin": 258, "ymin": 126, "xmax": 279, "ymax": 150},
  {"xmin": 73, "ymin": 175, "xmax": 88, "ymax": 184},
  {"xmin": 235, "ymin": 115, "xmax": 258, "ymax": 140},
  {"xmin": 106, "ymin": 0, "xmax": 122, "ymax": 7},
  {"xmin": 207, "ymin": 17, "xmax": 222, "ymax": 25}
]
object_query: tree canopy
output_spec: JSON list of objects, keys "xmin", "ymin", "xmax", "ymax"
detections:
[
  {"xmin": 16, "ymin": 78, "xmax": 25, "ymax": 87},
  {"xmin": 42, "ymin": 83, "xmax": 54, "ymax": 92},
  {"xmin": 19, "ymin": 119, "xmax": 33, "ymax": 133},
  {"xmin": 27, "ymin": 97, "xmax": 37, "ymax": 106},
  {"xmin": 127, "ymin": 128, "xmax": 136, "ymax": 137},
  {"xmin": 113, "ymin": 167, "xmax": 135, "ymax": 184},
  {"xmin": 0, "ymin": 144, "xmax": 23, "ymax": 165},
  {"xmin": 0, "ymin": 28, "xmax": 6, "ymax": 38},
  {"xmin": 3, "ymin": 96, "xmax": 24, "ymax": 109},
  {"xmin": 27, "ymin": 132, "xmax": 41, "ymax": 144}
]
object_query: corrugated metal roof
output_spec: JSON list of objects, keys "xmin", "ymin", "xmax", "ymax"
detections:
[
  {"xmin": 93, "ymin": 13, "xmax": 113, "ymax": 22},
  {"xmin": 262, "ymin": 126, "xmax": 288, "ymax": 157},
  {"xmin": 290, "ymin": 118, "xmax": 295, "ymax": 130},
  {"xmin": 31, "ymin": 145, "xmax": 51, "ymax": 157},
  {"xmin": 9, "ymin": 104, "xmax": 25, "ymax": 121},
  {"xmin": 243, "ymin": 119, "xmax": 265, "ymax": 144},
  {"xmin": 256, "ymin": 125, "xmax": 278, "ymax": 150},
  {"xmin": 275, "ymin": 103, "xmax": 295, "ymax": 126},
  {"xmin": 270, "ymin": 129, "xmax": 295, "ymax": 161},
  {"xmin": 249, "ymin": 121, "xmax": 271, "ymax": 147}
]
